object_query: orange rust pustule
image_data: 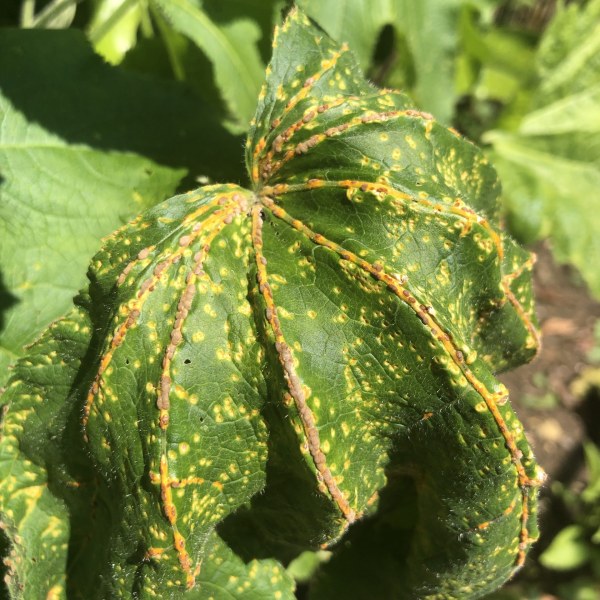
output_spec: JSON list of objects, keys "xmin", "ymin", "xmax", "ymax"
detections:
[{"xmin": 262, "ymin": 107, "xmax": 438, "ymax": 181}]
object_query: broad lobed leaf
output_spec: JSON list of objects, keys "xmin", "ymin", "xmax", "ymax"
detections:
[
  {"xmin": 1, "ymin": 8, "xmax": 543, "ymax": 599},
  {"xmin": 0, "ymin": 298, "xmax": 294, "ymax": 599}
]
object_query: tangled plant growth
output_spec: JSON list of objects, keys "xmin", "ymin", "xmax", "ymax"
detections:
[{"xmin": 0, "ymin": 5, "xmax": 548, "ymax": 600}]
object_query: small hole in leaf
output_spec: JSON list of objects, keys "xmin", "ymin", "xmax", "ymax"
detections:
[
  {"xmin": 125, "ymin": 358, "xmax": 130, "ymax": 365},
  {"xmin": 184, "ymin": 359, "xmax": 191, "ymax": 365}
]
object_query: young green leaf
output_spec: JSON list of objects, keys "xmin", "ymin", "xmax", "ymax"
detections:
[
  {"xmin": 0, "ymin": 7, "xmax": 543, "ymax": 599},
  {"xmin": 539, "ymin": 525, "xmax": 591, "ymax": 572}
]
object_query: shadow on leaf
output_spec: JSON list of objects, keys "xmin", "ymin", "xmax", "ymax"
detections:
[
  {"xmin": 0, "ymin": 269, "xmax": 18, "ymax": 334},
  {"xmin": 0, "ymin": 29, "xmax": 245, "ymax": 186}
]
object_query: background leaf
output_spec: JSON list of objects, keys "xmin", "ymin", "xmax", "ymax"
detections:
[
  {"xmin": 0, "ymin": 28, "xmax": 241, "ymax": 385},
  {"xmin": 486, "ymin": 0, "xmax": 600, "ymax": 299},
  {"xmin": 298, "ymin": 0, "xmax": 466, "ymax": 123},
  {"xmin": 150, "ymin": 0, "xmax": 267, "ymax": 132},
  {"xmin": 88, "ymin": 0, "xmax": 146, "ymax": 65},
  {"xmin": 539, "ymin": 525, "xmax": 590, "ymax": 571}
]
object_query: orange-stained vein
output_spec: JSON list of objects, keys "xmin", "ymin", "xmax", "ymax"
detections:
[
  {"xmin": 82, "ymin": 192, "xmax": 244, "ymax": 436},
  {"xmin": 261, "ymin": 196, "xmax": 545, "ymax": 566},
  {"xmin": 264, "ymin": 178, "xmax": 540, "ymax": 354},
  {"xmin": 263, "ymin": 177, "xmax": 503, "ymax": 257},
  {"xmin": 503, "ymin": 254, "xmax": 536, "ymax": 284},
  {"xmin": 102, "ymin": 185, "xmax": 235, "ymax": 260},
  {"xmin": 99, "ymin": 213, "xmax": 144, "ymax": 246},
  {"xmin": 156, "ymin": 203, "xmax": 243, "ymax": 590},
  {"xmin": 475, "ymin": 496, "xmax": 519, "ymax": 532},
  {"xmin": 501, "ymin": 255, "xmax": 541, "ymax": 352},
  {"xmin": 502, "ymin": 284, "xmax": 541, "ymax": 353},
  {"xmin": 257, "ymin": 87, "xmax": 427, "ymax": 180},
  {"xmin": 251, "ymin": 45, "xmax": 349, "ymax": 184},
  {"xmin": 257, "ymin": 95, "xmax": 355, "ymax": 181},
  {"xmin": 263, "ymin": 107, "xmax": 434, "ymax": 181},
  {"xmin": 251, "ymin": 204, "xmax": 357, "ymax": 524}
]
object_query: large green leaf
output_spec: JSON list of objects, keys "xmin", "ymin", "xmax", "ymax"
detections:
[
  {"xmin": 0, "ymin": 8, "xmax": 543, "ymax": 599},
  {"xmin": 298, "ymin": 0, "xmax": 465, "ymax": 123},
  {"xmin": 0, "ymin": 28, "xmax": 241, "ymax": 385},
  {"xmin": 486, "ymin": 0, "xmax": 600, "ymax": 298}
]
